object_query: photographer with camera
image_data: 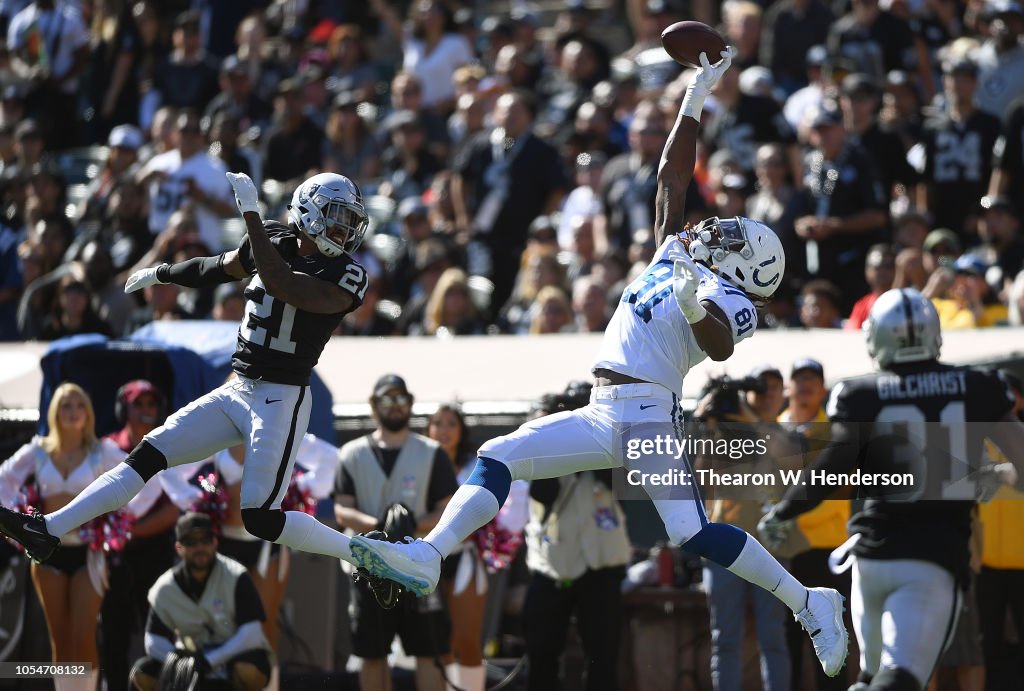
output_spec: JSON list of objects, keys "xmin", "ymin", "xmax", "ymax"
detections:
[
  {"xmin": 333, "ymin": 374, "xmax": 458, "ymax": 691},
  {"xmin": 694, "ymin": 365, "xmax": 806, "ymax": 691},
  {"xmin": 129, "ymin": 512, "xmax": 271, "ymax": 691},
  {"xmin": 522, "ymin": 381, "xmax": 632, "ymax": 691}
]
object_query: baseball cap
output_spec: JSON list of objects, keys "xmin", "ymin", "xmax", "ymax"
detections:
[
  {"xmin": 176, "ymin": 512, "xmax": 214, "ymax": 540},
  {"xmin": 810, "ymin": 106, "xmax": 843, "ymax": 129},
  {"xmin": 980, "ymin": 194, "xmax": 1016, "ymax": 215},
  {"xmin": 954, "ymin": 254, "xmax": 988, "ymax": 276},
  {"xmin": 806, "ymin": 45, "xmax": 828, "ymax": 67},
  {"xmin": 943, "ymin": 58, "xmax": 978, "ymax": 77},
  {"xmin": 791, "ymin": 358, "xmax": 825, "ymax": 379},
  {"xmin": 720, "ymin": 173, "xmax": 748, "ymax": 192},
  {"xmin": 397, "ymin": 196, "xmax": 428, "ymax": 219},
  {"xmin": 749, "ymin": 364, "xmax": 783, "ymax": 381},
  {"xmin": 220, "ymin": 54, "xmax": 246, "ymax": 75},
  {"xmin": 107, "ymin": 124, "xmax": 143, "ymax": 150},
  {"xmin": 120, "ymin": 379, "xmax": 162, "ymax": 405},
  {"xmin": 923, "ymin": 228, "xmax": 961, "ymax": 254},
  {"xmin": 373, "ymin": 374, "xmax": 410, "ymax": 399}
]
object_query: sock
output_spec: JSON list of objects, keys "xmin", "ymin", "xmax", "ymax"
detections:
[
  {"xmin": 458, "ymin": 664, "xmax": 486, "ymax": 691},
  {"xmin": 726, "ymin": 532, "xmax": 808, "ymax": 613},
  {"xmin": 45, "ymin": 464, "xmax": 145, "ymax": 538},
  {"xmin": 274, "ymin": 511, "xmax": 353, "ymax": 562},
  {"xmin": 425, "ymin": 484, "xmax": 500, "ymax": 558}
]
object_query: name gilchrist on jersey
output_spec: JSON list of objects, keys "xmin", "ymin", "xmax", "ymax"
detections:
[{"xmin": 232, "ymin": 220, "xmax": 367, "ymax": 385}]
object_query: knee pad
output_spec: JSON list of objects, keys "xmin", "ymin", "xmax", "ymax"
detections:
[
  {"xmin": 464, "ymin": 457, "xmax": 512, "ymax": 506},
  {"xmin": 125, "ymin": 441, "xmax": 167, "ymax": 482},
  {"xmin": 241, "ymin": 508, "xmax": 286, "ymax": 542},
  {"xmin": 870, "ymin": 666, "xmax": 921, "ymax": 691},
  {"xmin": 680, "ymin": 522, "xmax": 747, "ymax": 567}
]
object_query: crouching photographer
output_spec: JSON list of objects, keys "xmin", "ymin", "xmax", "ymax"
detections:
[
  {"xmin": 692, "ymin": 366, "xmax": 807, "ymax": 691},
  {"xmin": 129, "ymin": 512, "xmax": 271, "ymax": 691}
]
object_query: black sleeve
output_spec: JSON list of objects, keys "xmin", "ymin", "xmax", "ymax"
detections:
[
  {"xmin": 426, "ymin": 447, "xmax": 459, "ymax": 509},
  {"xmin": 530, "ymin": 477, "xmax": 560, "ymax": 507},
  {"xmin": 145, "ymin": 607, "xmax": 175, "ymax": 639},
  {"xmin": 156, "ymin": 254, "xmax": 236, "ymax": 288},
  {"xmin": 233, "ymin": 571, "xmax": 266, "ymax": 626},
  {"xmin": 774, "ymin": 421, "xmax": 861, "ymax": 520}
]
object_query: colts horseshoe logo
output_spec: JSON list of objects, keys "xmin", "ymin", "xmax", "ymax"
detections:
[{"xmin": 752, "ymin": 255, "xmax": 780, "ymax": 288}]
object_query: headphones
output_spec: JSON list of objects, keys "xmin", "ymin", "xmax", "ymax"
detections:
[{"xmin": 115, "ymin": 380, "xmax": 168, "ymax": 427}]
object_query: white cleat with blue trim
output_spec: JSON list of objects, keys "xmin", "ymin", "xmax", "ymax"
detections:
[{"xmin": 350, "ymin": 535, "xmax": 442, "ymax": 597}]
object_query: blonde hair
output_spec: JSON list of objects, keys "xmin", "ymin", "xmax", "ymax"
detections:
[
  {"xmin": 41, "ymin": 382, "xmax": 98, "ymax": 455},
  {"xmin": 425, "ymin": 268, "xmax": 476, "ymax": 334},
  {"xmin": 529, "ymin": 286, "xmax": 573, "ymax": 335}
]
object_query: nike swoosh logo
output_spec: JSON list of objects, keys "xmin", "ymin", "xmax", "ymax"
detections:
[
  {"xmin": 265, "ymin": 398, "xmax": 282, "ymax": 404},
  {"xmin": 639, "ymin": 404, "xmax": 657, "ymax": 410},
  {"xmin": 23, "ymin": 523, "xmax": 47, "ymax": 536}
]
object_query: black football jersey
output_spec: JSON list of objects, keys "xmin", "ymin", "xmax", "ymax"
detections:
[
  {"xmin": 231, "ymin": 221, "xmax": 367, "ymax": 385},
  {"xmin": 827, "ymin": 362, "xmax": 1014, "ymax": 583}
]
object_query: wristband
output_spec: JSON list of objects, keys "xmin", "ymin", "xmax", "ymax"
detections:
[{"xmin": 679, "ymin": 299, "xmax": 707, "ymax": 324}]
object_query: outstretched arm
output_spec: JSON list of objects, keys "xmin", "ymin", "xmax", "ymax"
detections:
[
  {"xmin": 655, "ymin": 49, "xmax": 733, "ymax": 247},
  {"xmin": 124, "ymin": 250, "xmax": 247, "ymax": 293},
  {"xmin": 226, "ymin": 173, "xmax": 356, "ymax": 315}
]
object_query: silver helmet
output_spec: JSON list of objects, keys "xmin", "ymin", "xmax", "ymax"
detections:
[
  {"xmin": 865, "ymin": 288, "xmax": 942, "ymax": 368},
  {"xmin": 685, "ymin": 216, "xmax": 785, "ymax": 299},
  {"xmin": 288, "ymin": 173, "xmax": 368, "ymax": 257}
]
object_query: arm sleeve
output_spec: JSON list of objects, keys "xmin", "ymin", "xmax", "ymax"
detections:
[
  {"xmin": 204, "ymin": 621, "xmax": 265, "ymax": 668},
  {"xmin": 0, "ymin": 440, "xmax": 42, "ymax": 507},
  {"xmin": 144, "ymin": 608, "xmax": 177, "ymax": 660},
  {"xmin": 426, "ymin": 447, "xmax": 459, "ymax": 508},
  {"xmin": 155, "ymin": 255, "xmax": 236, "ymax": 288}
]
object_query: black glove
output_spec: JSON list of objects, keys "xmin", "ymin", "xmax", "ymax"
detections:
[
  {"xmin": 380, "ymin": 502, "xmax": 417, "ymax": 542},
  {"xmin": 353, "ymin": 529, "xmax": 405, "ymax": 610},
  {"xmin": 158, "ymin": 650, "xmax": 204, "ymax": 691}
]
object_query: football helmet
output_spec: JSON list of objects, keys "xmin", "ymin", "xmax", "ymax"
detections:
[
  {"xmin": 288, "ymin": 173, "xmax": 368, "ymax": 257},
  {"xmin": 865, "ymin": 287, "xmax": 942, "ymax": 368},
  {"xmin": 686, "ymin": 216, "xmax": 785, "ymax": 299}
]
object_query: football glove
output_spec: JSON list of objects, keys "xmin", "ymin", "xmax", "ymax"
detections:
[
  {"xmin": 976, "ymin": 462, "xmax": 1018, "ymax": 502},
  {"xmin": 682, "ymin": 47, "xmax": 734, "ymax": 120},
  {"xmin": 757, "ymin": 507, "xmax": 793, "ymax": 551},
  {"xmin": 352, "ymin": 530, "xmax": 405, "ymax": 610},
  {"xmin": 673, "ymin": 255, "xmax": 707, "ymax": 323},
  {"xmin": 226, "ymin": 171, "xmax": 260, "ymax": 214},
  {"xmin": 125, "ymin": 266, "xmax": 164, "ymax": 294}
]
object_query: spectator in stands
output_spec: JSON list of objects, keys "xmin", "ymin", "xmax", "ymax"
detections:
[
  {"xmin": 827, "ymin": 0, "xmax": 915, "ymax": 79},
  {"xmin": 90, "ymin": 1, "xmax": 144, "ymax": 134},
  {"xmin": 339, "ymin": 268, "xmax": 398, "ymax": 337},
  {"xmin": 500, "ymin": 245, "xmax": 568, "ymax": 334},
  {"xmin": 7, "ymin": 0, "xmax": 89, "ymax": 150},
  {"xmin": 206, "ymin": 112, "xmax": 260, "ymax": 188},
  {"xmin": 78, "ymin": 125, "xmax": 144, "ymax": 224},
  {"xmin": 536, "ymin": 37, "xmax": 610, "ymax": 144},
  {"xmin": 528, "ymin": 286, "xmax": 575, "ymax": 335},
  {"xmin": 846, "ymin": 244, "xmax": 895, "ymax": 331},
  {"xmin": 136, "ymin": 109, "xmax": 234, "ymax": 252},
  {"xmin": 748, "ymin": 143, "xmax": 808, "ymax": 280},
  {"xmin": 0, "ymin": 383, "xmax": 143, "ymax": 691},
  {"xmin": 386, "ymin": 71, "xmax": 450, "ymax": 162},
  {"xmin": 262, "ymin": 77, "xmax": 324, "ymax": 186},
  {"xmin": 796, "ymin": 105, "xmax": 888, "ymax": 310},
  {"xmin": 152, "ymin": 10, "xmax": 219, "ymax": 112},
  {"xmin": 0, "ymin": 222, "xmax": 19, "ymax": 340},
  {"xmin": 991, "ymin": 98, "xmax": 1024, "ymax": 195},
  {"xmin": 102, "ymin": 178, "xmax": 151, "ymax": 273},
  {"xmin": 380, "ymin": 109, "xmax": 443, "ymax": 202},
  {"xmin": 974, "ymin": 1, "xmax": 1024, "ymax": 123},
  {"xmin": 102, "ymin": 379, "xmax": 178, "ymax": 691},
  {"xmin": 565, "ymin": 215, "xmax": 599, "ymax": 284},
  {"xmin": 396, "ymin": 237, "xmax": 454, "ymax": 336},
  {"xmin": 723, "ymin": 0, "xmax": 764, "ymax": 71},
  {"xmin": 761, "ymin": 0, "xmax": 833, "ymax": 94},
  {"xmin": 921, "ymin": 227, "xmax": 961, "ymax": 278},
  {"xmin": 40, "ymin": 276, "xmax": 113, "ymax": 339},
  {"xmin": 334, "ymin": 374, "xmax": 457, "ymax": 691},
  {"xmin": 713, "ymin": 173, "xmax": 750, "ymax": 219},
  {"xmin": 140, "ymin": 105, "xmax": 177, "ymax": 163},
  {"xmin": 212, "ymin": 282, "xmax": 246, "ymax": 323},
  {"xmin": 930, "ymin": 254, "xmax": 1008, "ymax": 328},
  {"xmin": 892, "ymin": 208, "xmax": 931, "ymax": 251},
  {"xmin": 79, "ymin": 239, "xmax": 134, "ymax": 337},
  {"xmin": 389, "ymin": 196, "xmax": 438, "ymax": 303},
  {"xmin": 976, "ymin": 195, "xmax": 1024, "ymax": 296},
  {"xmin": 572, "ymin": 275, "xmax": 610, "ymax": 333},
  {"xmin": 909, "ymin": 58, "xmax": 1002, "ymax": 238},
  {"xmin": 799, "ymin": 279, "xmax": 844, "ymax": 328},
  {"xmin": 14, "ymin": 120, "xmax": 45, "ymax": 173},
  {"xmin": 322, "ymin": 91, "xmax": 380, "ymax": 182},
  {"xmin": 328, "ymin": 24, "xmax": 377, "ymax": 104},
  {"xmin": 421, "ymin": 267, "xmax": 486, "ymax": 337},
  {"xmin": 454, "ymin": 89, "xmax": 567, "ymax": 314},
  {"xmin": 560, "ymin": 152, "xmax": 606, "ymax": 250},
  {"xmin": 839, "ymin": 73, "xmax": 911, "ymax": 205},
  {"xmin": 129, "ymin": 511, "xmax": 271, "ymax": 691},
  {"xmin": 202, "ymin": 54, "xmax": 271, "ymax": 133}
]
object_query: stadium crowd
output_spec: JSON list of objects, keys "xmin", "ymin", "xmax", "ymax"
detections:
[{"xmin": 0, "ymin": 0, "xmax": 1022, "ymax": 343}]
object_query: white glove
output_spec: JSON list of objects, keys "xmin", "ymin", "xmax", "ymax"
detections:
[
  {"xmin": 976, "ymin": 462, "xmax": 1018, "ymax": 502},
  {"xmin": 226, "ymin": 171, "xmax": 260, "ymax": 214},
  {"xmin": 682, "ymin": 47, "xmax": 735, "ymax": 121},
  {"xmin": 124, "ymin": 266, "xmax": 163, "ymax": 294},
  {"xmin": 757, "ymin": 508, "xmax": 793, "ymax": 551},
  {"xmin": 673, "ymin": 255, "xmax": 707, "ymax": 323}
]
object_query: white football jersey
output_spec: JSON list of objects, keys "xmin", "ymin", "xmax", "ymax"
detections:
[{"xmin": 592, "ymin": 235, "xmax": 758, "ymax": 394}]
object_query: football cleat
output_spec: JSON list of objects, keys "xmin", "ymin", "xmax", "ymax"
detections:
[
  {"xmin": 351, "ymin": 531, "xmax": 405, "ymax": 609},
  {"xmin": 795, "ymin": 587, "xmax": 849, "ymax": 677},
  {"xmin": 350, "ymin": 534, "xmax": 441, "ymax": 597},
  {"xmin": 0, "ymin": 507, "xmax": 59, "ymax": 563}
]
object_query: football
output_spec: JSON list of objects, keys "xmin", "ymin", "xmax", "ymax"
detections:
[{"xmin": 660, "ymin": 20, "xmax": 728, "ymax": 69}]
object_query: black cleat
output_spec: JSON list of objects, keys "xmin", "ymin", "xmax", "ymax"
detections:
[
  {"xmin": 352, "ymin": 530, "xmax": 405, "ymax": 610},
  {"xmin": 0, "ymin": 507, "xmax": 59, "ymax": 563}
]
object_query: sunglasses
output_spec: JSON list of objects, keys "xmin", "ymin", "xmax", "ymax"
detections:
[
  {"xmin": 180, "ymin": 533, "xmax": 214, "ymax": 547},
  {"xmin": 376, "ymin": 394, "xmax": 412, "ymax": 408}
]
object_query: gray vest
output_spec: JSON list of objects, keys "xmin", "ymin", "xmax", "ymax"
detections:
[
  {"xmin": 147, "ymin": 554, "xmax": 269, "ymax": 651},
  {"xmin": 339, "ymin": 433, "xmax": 437, "ymax": 521}
]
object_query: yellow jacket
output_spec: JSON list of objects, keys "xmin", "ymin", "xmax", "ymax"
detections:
[
  {"xmin": 978, "ymin": 440, "xmax": 1024, "ymax": 570},
  {"xmin": 779, "ymin": 407, "xmax": 850, "ymax": 549},
  {"xmin": 931, "ymin": 298, "xmax": 1008, "ymax": 329}
]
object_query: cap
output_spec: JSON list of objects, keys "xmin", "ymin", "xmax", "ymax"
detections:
[
  {"xmin": 176, "ymin": 512, "xmax": 214, "ymax": 540},
  {"xmin": 174, "ymin": 9, "xmax": 201, "ymax": 29},
  {"xmin": 397, "ymin": 196, "xmax": 428, "ymax": 219},
  {"xmin": 980, "ymin": 194, "xmax": 1016, "ymax": 215},
  {"xmin": 942, "ymin": 58, "xmax": 978, "ymax": 77},
  {"xmin": 954, "ymin": 254, "xmax": 988, "ymax": 276},
  {"xmin": 384, "ymin": 109, "xmax": 419, "ymax": 133},
  {"xmin": 841, "ymin": 73, "xmax": 881, "ymax": 98},
  {"xmin": 720, "ymin": 173, "xmax": 748, "ymax": 192},
  {"xmin": 739, "ymin": 66, "xmax": 774, "ymax": 96},
  {"xmin": 810, "ymin": 105, "xmax": 843, "ymax": 129},
  {"xmin": 107, "ymin": 124, "xmax": 143, "ymax": 150},
  {"xmin": 791, "ymin": 358, "xmax": 825, "ymax": 379},
  {"xmin": 309, "ymin": 18, "xmax": 338, "ymax": 44},
  {"xmin": 806, "ymin": 45, "xmax": 828, "ymax": 67},
  {"xmin": 923, "ymin": 228, "xmax": 961, "ymax": 253},
  {"xmin": 749, "ymin": 363, "xmax": 783, "ymax": 381},
  {"xmin": 120, "ymin": 379, "xmax": 162, "ymax": 405},
  {"xmin": 220, "ymin": 54, "xmax": 245, "ymax": 75},
  {"xmin": 373, "ymin": 374, "xmax": 410, "ymax": 399}
]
